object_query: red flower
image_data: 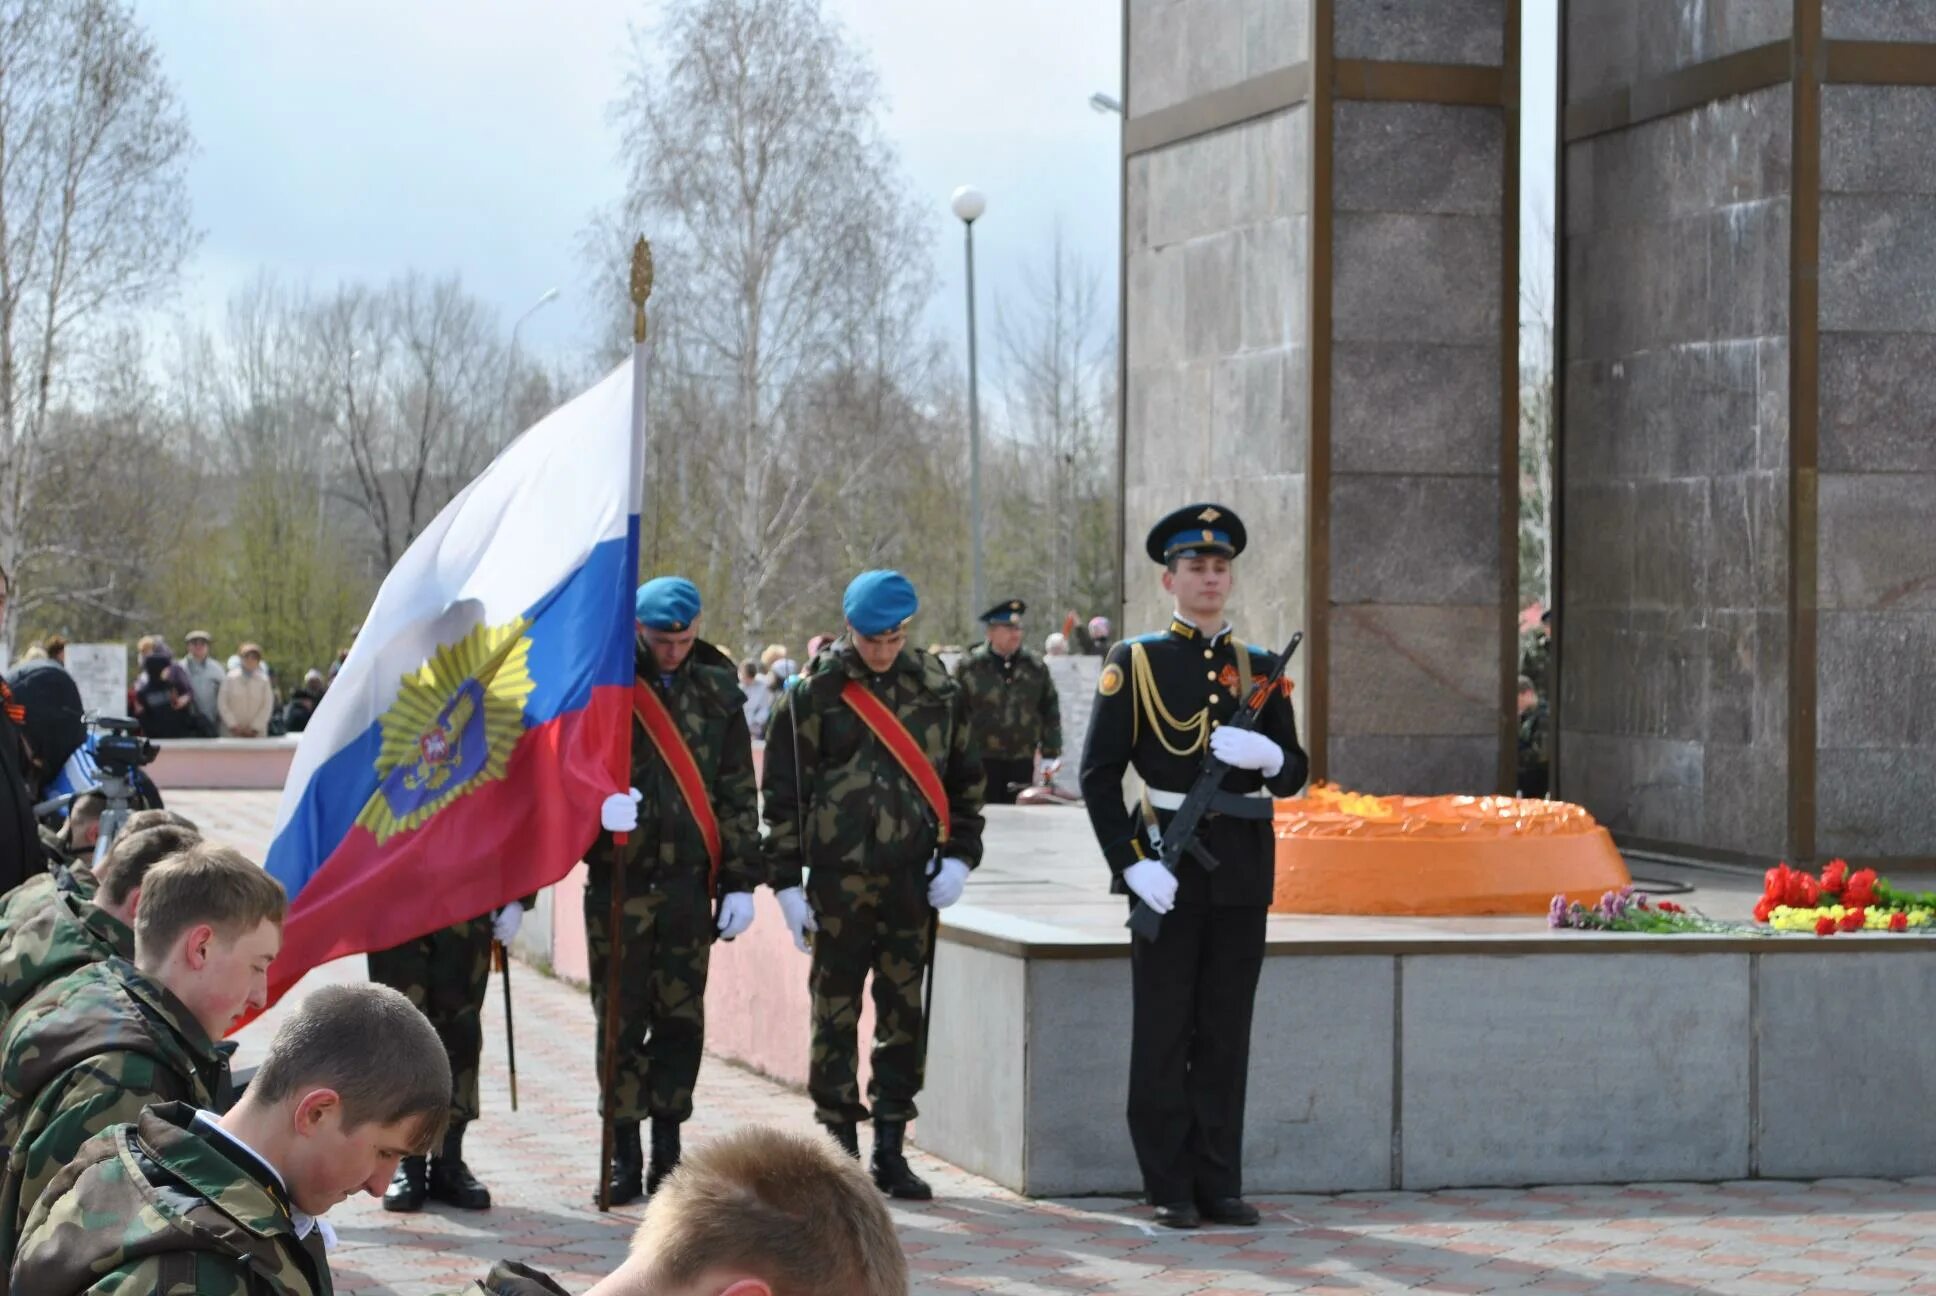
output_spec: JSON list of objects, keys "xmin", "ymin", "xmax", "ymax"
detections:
[
  {"xmin": 1890, "ymin": 912, "xmax": 1909, "ymax": 933},
  {"xmin": 1839, "ymin": 908, "xmax": 1866, "ymax": 932},
  {"xmin": 1844, "ymin": 869, "xmax": 1878, "ymax": 909},
  {"xmin": 1821, "ymin": 859, "xmax": 1849, "ymax": 894},
  {"xmin": 1657, "ymin": 901, "xmax": 1684, "ymax": 914},
  {"xmin": 1796, "ymin": 875, "xmax": 1822, "ymax": 908},
  {"xmin": 1763, "ymin": 863, "xmax": 1791, "ymax": 902},
  {"xmin": 1814, "ymin": 916, "xmax": 1837, "ymax": 937},
  {"xmin": 1753, "ymin": 896, "xmax": 1774, "ymax": 923}
]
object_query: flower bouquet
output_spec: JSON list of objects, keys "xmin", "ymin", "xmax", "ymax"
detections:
[
  {"xmin": 1548, "ymin": 886, "xmax": 1733, "ymax": 933},
  {"xmin": 1755, "ymin": 859, "xmax": 1936, "ymax": 937}
]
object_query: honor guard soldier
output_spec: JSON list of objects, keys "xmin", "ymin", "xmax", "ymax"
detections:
[
  {"xmin": 369, "ymin": 904, "xmax": 531, "ymax": 1212},
  {"xmin": 764, "ymin": 570, "xmax": 985, "ymax": 1201},
  {"xmin": 955, "ymin": 599, "xmax": 1063, "ymax": 804},
  {"xmin": 585, "ymin": 577, "xmax": 761, "ymax": 1206},
  {"xmin": 1078, "ymin": 503, "xmax": 1308, "ymax": 1230}
]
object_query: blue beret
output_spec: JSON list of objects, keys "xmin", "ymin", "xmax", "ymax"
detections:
[
  {"xmin": 843, "ymin": 570, "xmax": 919, "ymax": 636},
  {"xmin": 636, "ymin": 577, "xmax": 701, "ymax": 631}
]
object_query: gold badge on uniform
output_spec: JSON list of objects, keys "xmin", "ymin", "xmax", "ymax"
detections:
[{"xmin": 1098, "ymin": 663, "xmax": 1123, "ymax": 696}]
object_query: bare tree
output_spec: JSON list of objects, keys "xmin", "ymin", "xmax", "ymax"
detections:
[
  {"xmin": 0, "ymin": 0, "xmax": 195, "ymax": 640},
  {"xmin": 1519, "ymin": 207, "xmax": 1555, "ymax": 610},
  {"xmin": 312, "ymin": 273, "xmax": 514, "ymax": 570},
  {"xmin": 989, "ymin": 231, "xmax": 1116, "ymax": 629},
  {"xmin": 603, "ymin": 0, "xmax": 934, "ymax": 650}
]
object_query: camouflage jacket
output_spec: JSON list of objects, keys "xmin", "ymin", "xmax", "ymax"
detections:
[
  {"xmin": 13, "ymin": 1102, "xmax": 330, "ymax": 1295},
  {"xmin": 1519, "ymin": 629, "xmax": 1552, "ymax": 700},
  {"xmin": 584, "ymin": 639, "xmax": 761, "ymax": 897},
  {"xmin": 0, "ymin": 959, "xmax": 227, "ymax": 1274},
  {"xmin": 0, "ymin": 860, "xmax": 95, "ymax": 949},
  {"xmin": 1517, "ymin": 700, "xmax": 1552, "ymax": 772},
  {"xmin": 13, "ymin": 1103, "xmax": 564, "ymax": 1296},
  {"xmin": 764, "ymin": 638, "xmax": 985, "ymax": 890},
  {"xmin": 955, "ymin": 643, "xmax": 1063, "ymax": 760},
  {"xmin": 0, "ymin": 891, "xmax": 133, "ymax": 1031}
]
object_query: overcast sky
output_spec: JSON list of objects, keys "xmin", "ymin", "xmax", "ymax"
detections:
[{"xmin": 136, "ymin": 0, "xmax": 1555, "ymax": 383}]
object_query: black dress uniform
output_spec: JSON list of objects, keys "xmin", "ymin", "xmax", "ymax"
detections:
[{"xmin": 1079, "ymin": 504, "xmax": 1308, "ymax": 1221}]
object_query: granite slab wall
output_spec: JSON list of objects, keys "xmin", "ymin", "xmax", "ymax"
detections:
[
  {"xmin": 1123, "ymin": 0, "xmax": 1311, "ymax": 689},
  {"xmin": 1816, "ymin": 82, "xmax": 1936, "ymax": 858},
  {"xmin": 1124, "ymin": 0, "xmax": 1516, "ymax": 795},
  {"xmin": 1325, "ymin": 84, "xmax": 1508, "ymax": 797},
  {"xmin": 1559, "ymin": 65, "xmax": 1792, "ymax": 856},
  {"xmin": 913, "ymin": 932, "xmax": 1936, "ymax": 1196}
]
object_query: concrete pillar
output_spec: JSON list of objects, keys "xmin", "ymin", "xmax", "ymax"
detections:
[
  {"xmin": 1560, "ymin": 0, "xmax": 1936, "ymax": 865},
  {"xmin": 1121, "ymin": 0, "xmax": 1519, "ymax": 794}
]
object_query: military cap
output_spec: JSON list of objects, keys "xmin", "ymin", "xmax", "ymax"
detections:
[
  {"xmin": 636, "ymin": 576, "xmax": 701, "ymax": 631},
  {"xmin": 979, "ymin": 599, "xmax": 1026, "ymax": 625},
  {"xmin": 1146, "ymin": 502, "xmax": 1247, "ymax": 565},
  {"xmin": 843, "ymin": 570, "xmax": 918, "ymax": 636}
]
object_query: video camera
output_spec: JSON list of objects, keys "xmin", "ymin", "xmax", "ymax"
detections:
[{"xmin": 90, "ymin": 714, "xmax": 157, "ymax": 778}]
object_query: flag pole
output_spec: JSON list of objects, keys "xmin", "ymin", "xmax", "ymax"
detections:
[{"xmin": 598, "ymin": 236, "xmax": 652, "ymax": 1213}]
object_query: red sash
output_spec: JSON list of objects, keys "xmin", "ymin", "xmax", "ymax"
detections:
[
  {"xmin": 632, "ymin": 681, "xmax": 722, "ymax": 895},
  {"xmin": 840, "ymin": 680, "xmax": 951, "ymax": 840}
]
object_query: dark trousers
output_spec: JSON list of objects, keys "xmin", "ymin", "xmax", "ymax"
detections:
[
  {"xmin": 584, "ymin": 869, "xmax": 713, "ymax": 1123},
  {"xmin": 807, "ymin": 865, "xmax": 934, "ymax": 1125},
  {"xmin": 980, "ymin": 756, "xmax": 1034, "ymax": 805},
  {"xmin": 1127, "ymin": 900, "xmax": 1266, "ymax": 1206},
  {"xmin": 367, "ymin": 916, "xmax": 493, "ymax": 1125}
]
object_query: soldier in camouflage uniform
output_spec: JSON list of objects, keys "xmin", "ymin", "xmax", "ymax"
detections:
[
  {"xmin": 11, "ymin": 986, "xmax": 567, "ymax": 1295},
  {"xmin": 1519, "ymin": 609, "xmax": 1553, "ymax": 704},
  {"xmin": 0, "ymin": 807, "xmax": 196, "ymax": 945},
  {"xmin": 955, "ymin": 599, "xmax": 1063, "ymax": 804},
  {"xmin": 765, "ymin": 570, "xmax": 985, "ymax": 1201},
  {"xmin": 1517, "ymin": 674, "xmax": 1552, "ymax": 798},
  {"xmin": 368, "ymin": 899, "xmax": 525, "ymax": 1213},
  {"xmin": 0, "ymin": 824, "xmax": 198, "ymax": 1030},
  {"xmin": 584, "ymin": 577, "xmax": 761, "ymax": 1206},
  {"xmin": 0, "ymin": 846, "xmax": 281, "ymax": 1282}
]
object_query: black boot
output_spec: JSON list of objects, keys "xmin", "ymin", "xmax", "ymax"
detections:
[
  {"xmin": 820, "ymin": 1120, "xmax": 861, "ymax": 1160},
  {"xmin": 426, "ymin": 1121, "xmax": 491, "ymax": 1210},
  {"xmin": 646, "ymin": 1117, "xmax": 682, "ymax": 1196},
  {"xmin": 869, "ymin": 1121, "xmax": 932, "ymax": 1201},
  {"xmin": 600, "ymin": 1120, "xmax": 644, "ymax": 1206},
  {"xmin": 382, "ymin": 1155, "xmax": 428, "ymax": 1213}
]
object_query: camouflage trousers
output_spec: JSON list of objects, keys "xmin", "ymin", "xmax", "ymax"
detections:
[
  {"xmin": 367, "ymin": 915, "xmax": 493, "ymax": 1125},
  {"xmin": 583, "ymin": 867, "xmax": 712, "ymax": 1123},
  {"xmin": 807, "ymin": 864, "xmax": 936, "ymax": 1125}
]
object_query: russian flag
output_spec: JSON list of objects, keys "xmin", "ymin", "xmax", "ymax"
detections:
[{"xmin": 261, "ymin": 359, "xmax": 643, "ymax": 1010}]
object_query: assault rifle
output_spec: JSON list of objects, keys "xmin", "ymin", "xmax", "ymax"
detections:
[{"xmin": 1127, "ymin": 631, "xmax": 1303, "ymax": 942}]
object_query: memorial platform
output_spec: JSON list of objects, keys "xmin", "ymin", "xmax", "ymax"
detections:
[
  {"xmin": 180, "ymin": 783, "xmax": 1936, "ymax": 1202},
  {"xmin": 903, "ymin": 806, "xmax": 1936, "ymax": 1198}
]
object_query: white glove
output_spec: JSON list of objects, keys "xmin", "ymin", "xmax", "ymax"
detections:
[
  {"xmin": 716, "ymin": 891, "xmax": 756, "ymax": 941},
  {"xmin": 1122, "ymin": 859, "xmax": 1178, "ymax": 914},
  {"xmin": 492, "ymin": 903, "xmax": 524, "ymax": 944},
  {"xmin": 927, "ymin": 857, "xmax": 971, "ymax": 909},
  {"xmin": 601, "ymin": 788, "xmax": 642, "ymax": 833},
  {"xmin": 1209, "ymin": 726, "xmax": 1284, "ymax": 777},
  {"xmin": 775, "ymin": 886, "xmax": 816, "ymax": 954}
]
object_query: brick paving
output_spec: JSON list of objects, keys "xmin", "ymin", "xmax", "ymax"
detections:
[{"xmin": 177, "ymin": 791, "xmax": 1936, "ymax": 1295}]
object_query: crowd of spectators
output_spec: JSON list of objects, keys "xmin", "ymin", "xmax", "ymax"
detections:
[{"xmin": 16, "ymin": 630, "xmax": 349, "ymax": 741}]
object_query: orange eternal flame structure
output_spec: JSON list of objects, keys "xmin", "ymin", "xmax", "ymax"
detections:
[{"xmin": 1271, "ymin": 784, "xmax": 1631, "ymax": 917}]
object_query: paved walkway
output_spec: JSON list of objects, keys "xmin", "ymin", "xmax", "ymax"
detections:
[{"xmin": 176, "ymin": 792, "xmax": 1936, "ymax": 1295}]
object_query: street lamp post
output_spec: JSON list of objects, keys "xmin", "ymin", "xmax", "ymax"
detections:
[
  {"xmin": 511, "ymin": 287, "xmax": 560, "ymax": 355},
  {"xmin": 951, "ymin": 184, "xmax": 987, "ymax": 627}
]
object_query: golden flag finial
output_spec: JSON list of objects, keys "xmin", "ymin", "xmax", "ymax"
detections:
[{"xmin": 630, "ymin": 237, "xmax": 654, "ymax": 344}]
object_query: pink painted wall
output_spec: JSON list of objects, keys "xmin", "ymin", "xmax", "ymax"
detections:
[
  {"xmin": 150, "ymin": 738, "xmax": 297, "ymax": 790},
  {"xmin": 543, "ymin": 745, "xmax": 875, "ymax": 1096}
]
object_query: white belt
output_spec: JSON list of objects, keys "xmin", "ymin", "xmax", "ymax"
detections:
[{"xmin": 1147, "ymin": 787, "xmax": 1269, "ymax": 811}]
